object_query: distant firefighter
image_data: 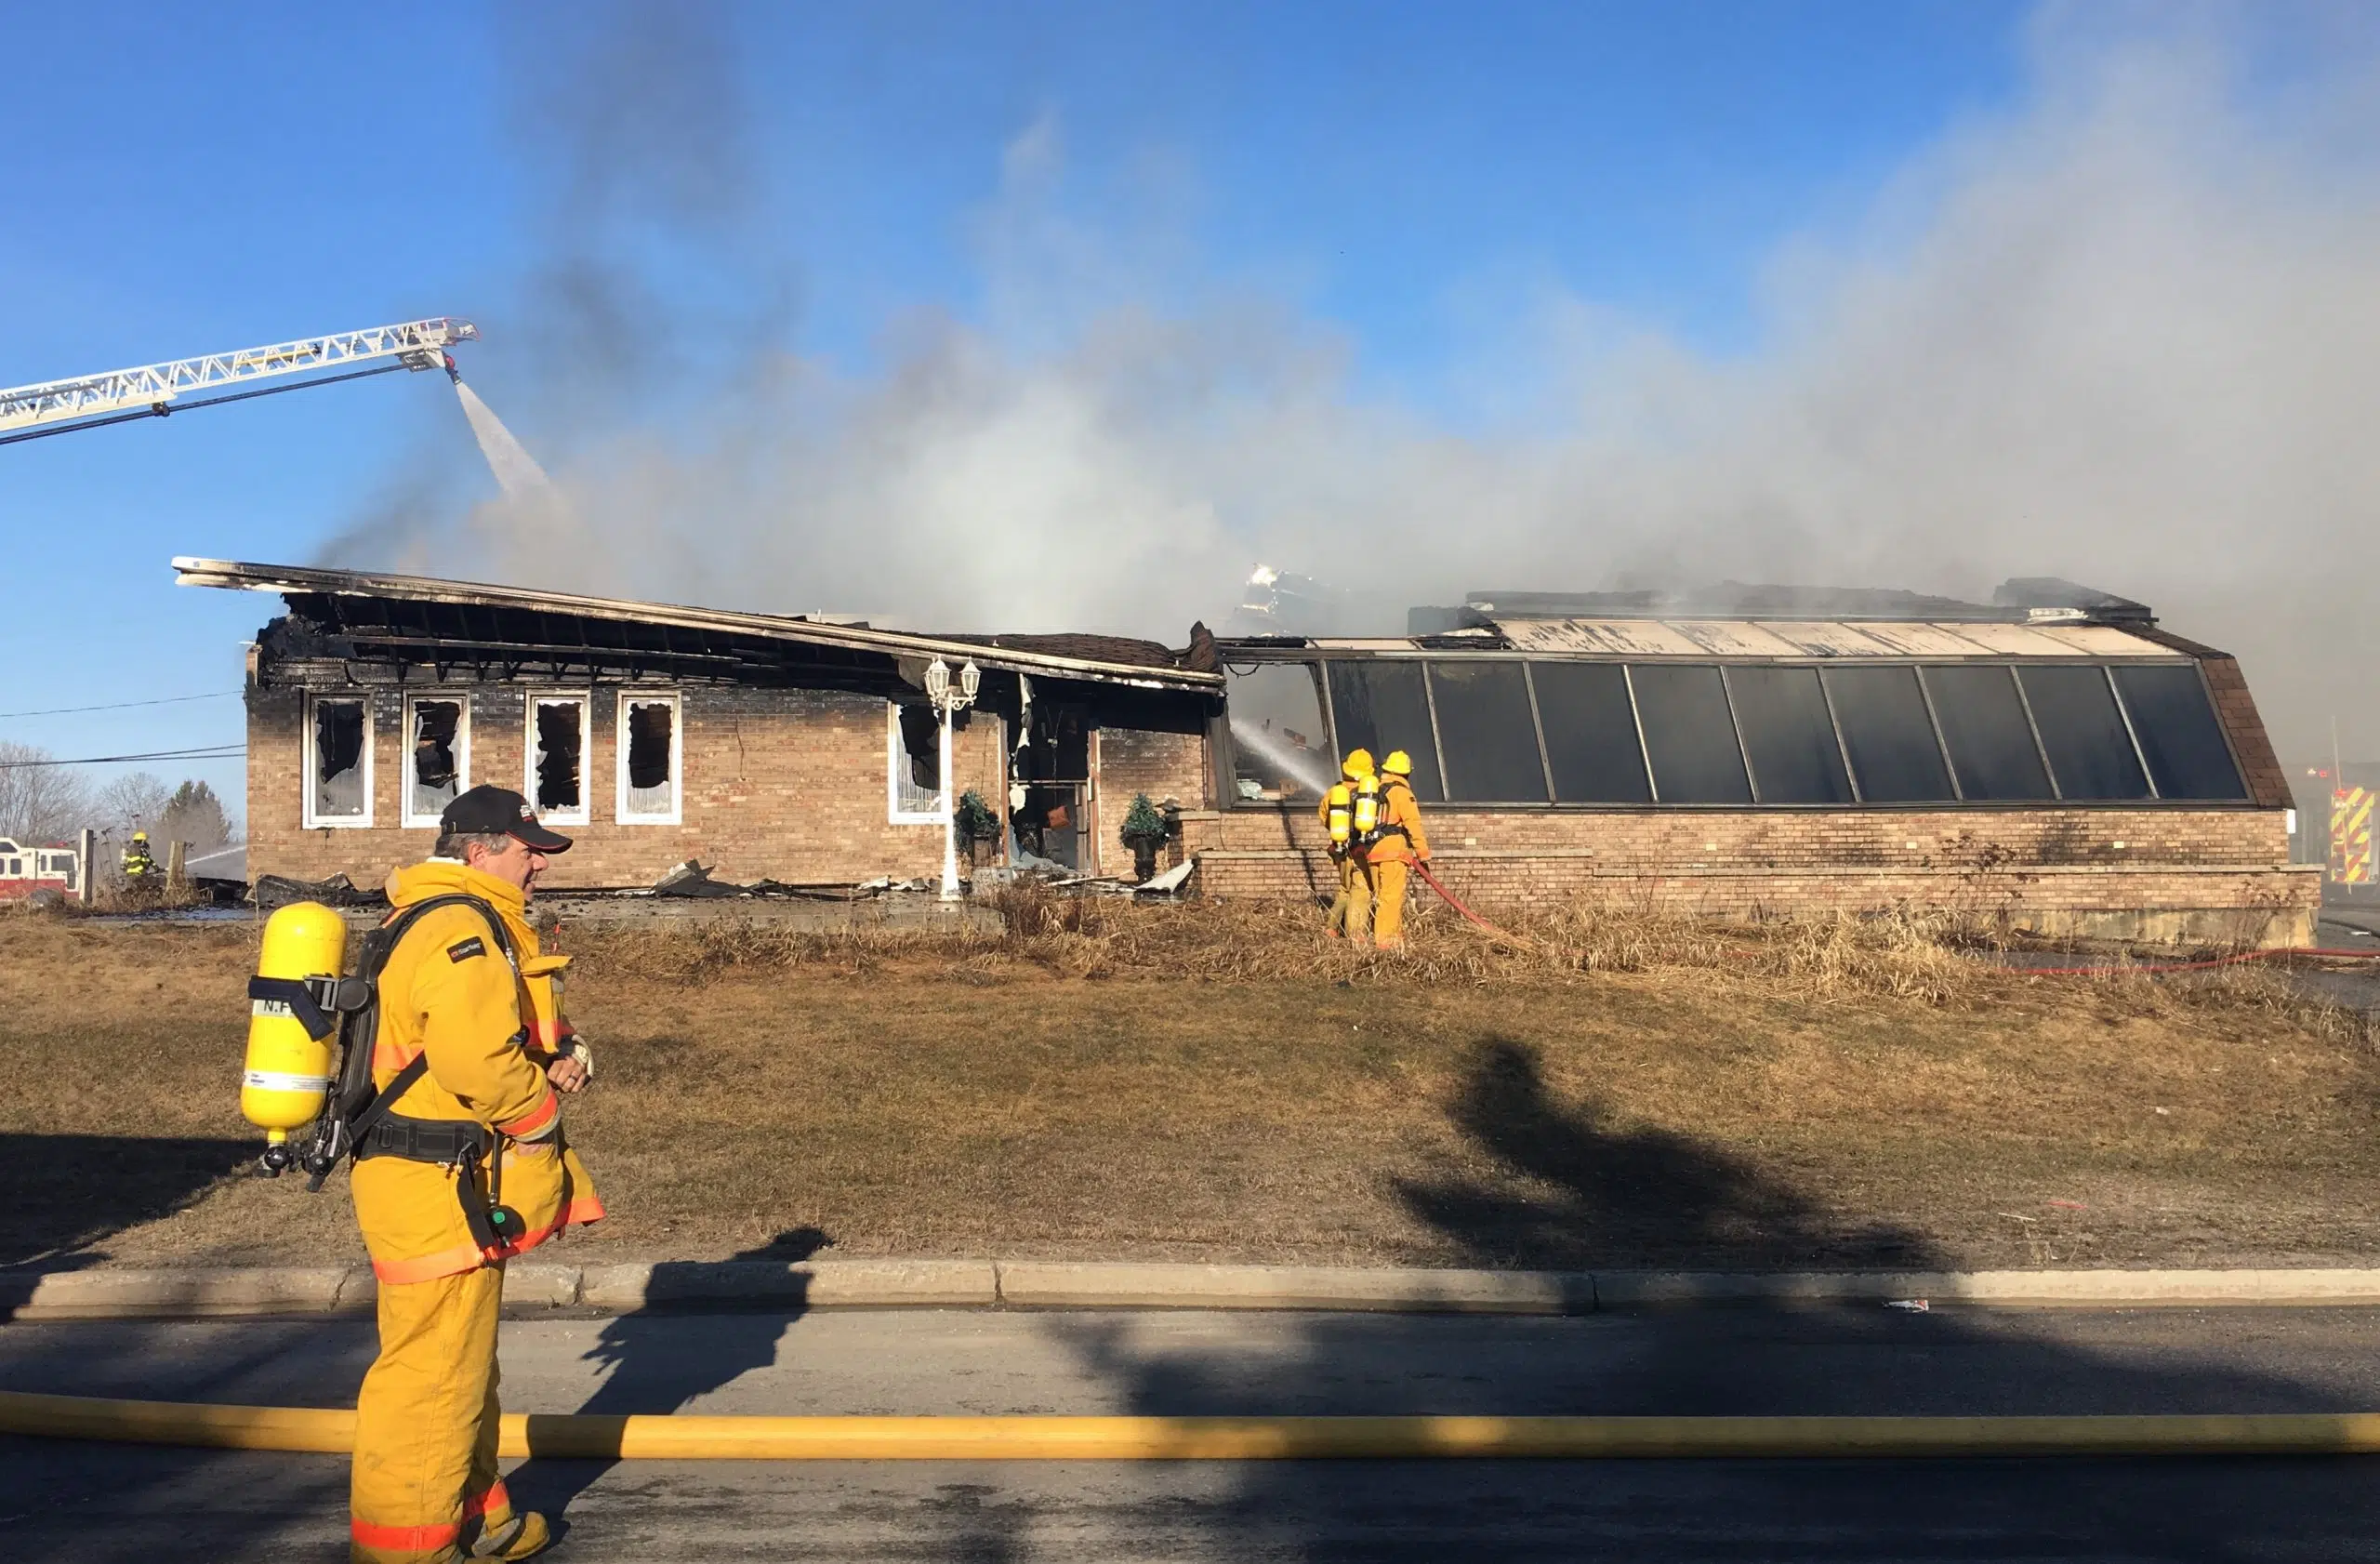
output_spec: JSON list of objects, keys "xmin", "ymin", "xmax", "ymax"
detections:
[
  {"xmin": 121, "ymin": 830, "xmax": 158, "ymax": 882},
  {"xmin": 1364, "ymin": 750, "xmax": 1432, "ymax": 949},
  {"xmin": 1320, "ymin": 749, "xmax": 1375, "ymax": 940}
]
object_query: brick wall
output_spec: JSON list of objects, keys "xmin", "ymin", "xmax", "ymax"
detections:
[
  {"xmin": 1179, "ymin": 802, "xmax": 2316, "ymax": 947},
  {"xmin": 248, "ymin": 681, "xmax": 1009, "ymax": 890}
]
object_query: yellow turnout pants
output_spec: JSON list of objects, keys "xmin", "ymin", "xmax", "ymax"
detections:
[
  {"xmin": 351, "ymin": 1263, "xmax": 513, "ymax": 1563},
  {"xmin": 1370, "ymin": 857, "xmax": 1411, "ymax": 948},
  {"xmin": 1326, "ymin": 853, "xmax": 1372, "ymax": 940}
]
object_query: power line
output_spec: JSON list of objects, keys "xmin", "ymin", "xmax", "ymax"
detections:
[
  {"xmin": 0, "ymin": 747, "xmax": 244, "ymax": 766},
  {"xmin": 0, "ymin": 690, "xmax": 240, "ymax": 719}
]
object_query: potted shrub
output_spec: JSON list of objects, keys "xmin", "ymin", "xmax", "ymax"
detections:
[
  {"xmin": 955, "ymin": 789, "xmax": 1000, "ymax": 868},
  {"xmin": 1118, "ymin": 792, "xmax": 1169, "ymax": 883}
]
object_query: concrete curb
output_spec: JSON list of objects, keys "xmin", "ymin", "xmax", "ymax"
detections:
[{"xmin": 11, "ymin": 1260, "xmax": 2380, "ymax": 1321}]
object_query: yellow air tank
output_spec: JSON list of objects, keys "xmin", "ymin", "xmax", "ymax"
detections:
[{"xmin": 242, "ymin": 901, "xmax": 350, "ymax": 1160}]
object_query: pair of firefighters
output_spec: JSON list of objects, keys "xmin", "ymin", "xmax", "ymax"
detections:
[{"xmin": 1318, "ymin": 747, "xmax": 1431, "ymax": 948}]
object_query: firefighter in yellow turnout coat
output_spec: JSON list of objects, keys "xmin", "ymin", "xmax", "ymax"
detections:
[
  {"xmin": 1363, "ymin": 750, "xmax": 1433, "ymax": 949},
  {"xmin": 350, "ymin": 787, "xmax": 603, "ymax": 1564},
  {"xmin": 1318, "ymin": 749, "xmax": 1374, "ymax": 939}
]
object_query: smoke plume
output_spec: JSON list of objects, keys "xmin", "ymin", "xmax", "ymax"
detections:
[{"xmin": 352, "ymin": 3, "xmax": 2380, "ymax": 762}]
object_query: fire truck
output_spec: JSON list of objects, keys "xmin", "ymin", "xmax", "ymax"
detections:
[{"xmin": 0, "ymin": 839, "xmax": 80, "ymax": 900}]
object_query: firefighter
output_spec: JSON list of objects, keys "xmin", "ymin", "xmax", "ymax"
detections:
[
  {"xmin": 349, "ymin": 786, "xmax": 602, "ymax": 1564},
  {"xmin": 121, "ymin": 830, "xmax": 157, "ymax": 881},
  {"xmin": 1319, "ymin": 749, "xmax": 1374, "ymax": 939},
  {"xmin": 1366, "ymin": 749, "xmax": 1432, "ymax": 949}
]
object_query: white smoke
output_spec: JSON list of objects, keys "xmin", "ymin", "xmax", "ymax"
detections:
[{"xmin": 416, "ymin": 4, "xmax": 2380, "ymax": 760}]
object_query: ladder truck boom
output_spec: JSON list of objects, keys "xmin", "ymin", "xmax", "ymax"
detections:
[{"xmin": 0, "ymin": 317, "xmax": 479, "ymax": 434}]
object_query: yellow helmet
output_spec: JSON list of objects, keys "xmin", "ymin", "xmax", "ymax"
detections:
[
  {"xmin": 1382, "ymin": 749, "xmax": 1413, "ymax": 776},
  {"xmin": 131, "ymin": 830, "xmax": 148, "ymax": 842},
  {"xmin": 1342, "ymin": 748, "xmax": 1376, "ymax": 779}
]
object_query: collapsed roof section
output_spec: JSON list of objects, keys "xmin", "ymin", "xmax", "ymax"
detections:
[{"xmin": 173, "ymin": 558, "xmax": 1223, "ymax": 694}]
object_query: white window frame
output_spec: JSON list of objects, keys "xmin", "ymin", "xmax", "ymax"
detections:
[
  {"xmin": 524, "ymin": 692, "xmax": 593, "ymax": 827},
  {"xmin": 615, "ymin": 690, "xmax": 683, "ymax": 826},
  {"xmin": 888, "ymin": 701, "xmax": 945, "ymax": 824},
  {"xmin": 400, "ymin": 692, "xmax": 472, "ymax": 829},
  {"xmin": 302, "ymin": 692, "xmax": 375, "ymax": 829}
]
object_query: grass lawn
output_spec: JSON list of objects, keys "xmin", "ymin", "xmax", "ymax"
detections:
[{"xmin": 6, "ymin": 898, "xmax": 2379, "ymax": 1273}]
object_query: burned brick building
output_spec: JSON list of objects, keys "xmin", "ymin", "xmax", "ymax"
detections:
[{"xmin": 183, "ymin": 560, "xmax": 2309, "ymax": 945}]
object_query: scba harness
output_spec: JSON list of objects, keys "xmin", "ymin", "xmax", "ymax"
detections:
[
  {"xmin": 1350, "ymin": 775, "xmax": 1415, "ymax": 852},
  {"xmin": 246, "ymin": 894, "xmax": 537, "ymax": 1258}
]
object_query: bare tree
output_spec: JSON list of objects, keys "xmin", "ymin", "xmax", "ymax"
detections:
[
  {"xmin": 95, "ymin": 772, "xmax": 171, "ymax": 837},
  {"xmin": 0, "ymin": 742, "xmax": 94, "ymax": 843}
]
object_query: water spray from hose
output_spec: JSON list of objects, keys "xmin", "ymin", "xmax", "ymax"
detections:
[{"xmin": 452, "ymin": 379, "xmax": 558, "ymax": 504}]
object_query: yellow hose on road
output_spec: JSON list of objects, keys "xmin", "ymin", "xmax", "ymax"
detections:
[{"xmin": 9, "ymin": 1390, "xmax": 2380, "ymax": 1459}]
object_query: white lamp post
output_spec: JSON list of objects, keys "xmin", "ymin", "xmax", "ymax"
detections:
[{"xmin": 926, "ymin": 658, "xmax": 982, "ymax": 901}]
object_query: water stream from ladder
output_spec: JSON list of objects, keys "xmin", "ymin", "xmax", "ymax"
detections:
[{"xmin": 454, "ymin": 380, "xmax": 559, "ymax": 503}]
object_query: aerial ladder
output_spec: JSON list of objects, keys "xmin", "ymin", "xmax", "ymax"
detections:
[{"xmin": 0, "ymin": 317, "xmax": 479, "ymax": 445}]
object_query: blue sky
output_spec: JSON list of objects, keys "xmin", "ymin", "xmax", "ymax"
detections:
[{"xmin": 7, "ymin": 0, "xmax": 2294, "ymax": 817}]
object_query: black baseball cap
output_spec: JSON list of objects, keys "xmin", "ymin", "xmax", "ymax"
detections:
[{"xmin": 439, "ymin": 786, "xmax": 574, "ymax": 853}]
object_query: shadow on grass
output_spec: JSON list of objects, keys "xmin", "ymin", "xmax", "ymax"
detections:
[{"xmin": 0, "ymin": 1133, "xmax": 257, "ymax": 1314}]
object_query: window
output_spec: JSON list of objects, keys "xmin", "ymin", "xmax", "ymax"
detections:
[
  {"xmin": 526, "ymin": 695, "xmax": 590, "ymax": 826},
  {"xmin": 889, "ymin": 701, "xmax": 944, "ymax": 822},
  {"xmin": 615, "ymin": 693, "xmax": 681, "ymax": 824},
  {"xmin": 304, "ymin": 694, "xmax": 371, "ymax": 827},
  {"xmin": 1427, "ymin": 661, "xmax": 1548, "ymax": 802},
  {"xmin": 2112, "ymin": 665, "xmax": 2247, "ymax": 801},
  {"xmin": 1326, "ymin": 660, "xmax": 1445, "ymax": 802},
  {"xmin": 1822, "ymin": 666, "xmax": 1956, "ymax": 802},
  {"xmin": 401, "ymin": 695, "xmax": 469, "ymax": 828},
  {"xmin": 1224, "ymin": 662, "xmax": 1331, "ymax": 802},
  {"xmin": 1529, "ymin": 661, "xmax": 1651, "ymax": 803},
  {"xmin": 1726, "ymin": 666, "xmax": 1853, "ymax": 804},
  {"xmin": 2016, "ymin": 665, "xmax": 2150, "ymax": 801},
  {"xmin": 1921, "ymin": 666, "xmax": 2054, "ymax": 801},
  {"xmin": 1629, "ymin": 665, "xmax": 1752, "ymax": 803}
]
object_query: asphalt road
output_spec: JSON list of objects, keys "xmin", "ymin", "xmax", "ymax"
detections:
[{"xmin": 11, "ymin": 1305, "xmax": 2380, "ymax": 1561}]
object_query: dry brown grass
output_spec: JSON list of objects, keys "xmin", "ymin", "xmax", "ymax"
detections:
[{"xmin": 5, "ymin": 896, "xmax": 2379, "ymax": 1275}]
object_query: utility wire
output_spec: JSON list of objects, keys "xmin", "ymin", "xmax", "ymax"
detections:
[
  {"xmin": 0, "ymin": 691, "xmax": 240, "ymax": 719},
  {"xmin": 0, "ymin": 746, "xmax": 245, "ymax": 768},
  {"xmin": 0, "ymin": 362, "xmax": 413, "ymax": 448}
]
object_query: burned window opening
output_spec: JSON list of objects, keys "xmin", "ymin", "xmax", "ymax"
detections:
[
  {"xmin": 532, "ymin": 698, "xmax": 586, "ymax": 818},
  {"xmin": 892, "ymin": 702, "xmax": 942, "ymax": 817},
  {"xmin": 621, "ymin": 696, "xmax": 679, "ymax": 820},
  {"xmin": 311, "ymin": 697, "xmax": 367, "ymax": 823},
  {"xmin": 406, "ymin": 698, "xmax": 464, "ymax": 823}
]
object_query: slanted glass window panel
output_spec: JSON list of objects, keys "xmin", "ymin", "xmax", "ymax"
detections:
[
  {"xmin": 1726, "ymin": 666, "xmax": 1852, "ymax": 804},
  {"xmin": 1426, "ymin": 662, "xmax": 1547, "ymax": 802},
  {"xmin": 1326, "ymin": 661, "xmax": 1445, "ymax": 802},
  {"xmin": 1822, "ymin": 666, "xmax": 1956, "ymax": 802},
  {"xmin": 1225, "ymin": 662, "xmax": 1331, "ymax": 803},
  {"xmin": 2112, "ymin": 665, "xmax": 2248, "ymax": 801},
  {"xmin": 1630, "ymin": 665, "xmax": 1752, "ymax": 803},
  {"xmin": 2018, "ymin": 665, "xmax": 2150, "ymax": 800},
  {"xmin": 1922, "ymin": 666, "xmax": 2054, "ymax": 801},
  {"xmin": 1529, "ymin": 662, "xmax": 1651, "ymax": 803}
]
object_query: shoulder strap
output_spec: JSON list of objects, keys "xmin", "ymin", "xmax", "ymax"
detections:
[{"xmin": 337, "ymin": 893, "xmax": 517, "ymax": 1134}]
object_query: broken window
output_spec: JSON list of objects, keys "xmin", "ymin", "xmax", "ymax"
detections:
[
  {"xmin": 1629, "ymin": 665, "xmax": 1752, "ymax": 803},
  {"xmin": 617, "ymin": 694, "xmax": 680, "ymax": 822},
  {"xmin": 529, "ymin": 696, "xmax": 590, "ymax": 824},
  {"xmin": 1529, "ymin": 661, "xmax": 1652, "ymax": 803},
  {"xmin": 1822, "ymin": 665, "xmax": 1955, "ymax": 802},
  {"xmin": 1225, "ymin": 661, "xmax": 1330, "ymax": 803},
  {"xmin": 403, "ymin": 696, "xmax": 467, "ymax": 827},
  {"xmin": 890, "ymin": 702, "xmax": 943, "ymax": 820},
  {"xmin": 1921, "ymin": 666, "xmax": 2056, "ymax": 801},
  {"xmin": 1426, "ymin": 660, "xmax": 1548, "ymax": 802},
  {"xmin": 1726, "ymin": 666, "xmax": 1854, "ymax": 804},
  {"xmin": 2111, "ymin": 664, "xmax": 2247, "ymax": 801},
  {"xmin": 1325, "ymin": 660, "xmax": 1445, "ymax": 803},
  {"xmin": 306, "ymin": 695, "xmax": 370, "ymax": 826},
  {"xmin": 2017, "ymin": 665, "xmax": 2151, "ymax": 802}
]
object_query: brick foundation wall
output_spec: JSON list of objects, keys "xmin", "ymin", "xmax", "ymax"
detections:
[
  {"xmin": 248, "ymin": 682, "xmax": 1009, "ymax": 890},
  {"xmin": 1179, "ymin": 802, "xmax": 2317, "ymax": 947}
]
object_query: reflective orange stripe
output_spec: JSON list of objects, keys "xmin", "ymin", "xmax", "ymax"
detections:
[
  {"xmin": 496, "ymin": 1093, "xmax": 556, "ymax": 1140},
  {"xmin": 372, "ymin": 1036, "xmax": 417, "ymax": 1076},
  {"xmin": 530, "ymin": 1017, "xmax": 568, "ymax": 1048},
  {"xmin": 465, "ymin": 1479, "xmax": 510, "ymax": 1518},
  {"xmin": 350, "ymin": 1516, "xmax": 461, "ymax": 1551},
  {"xmin": 370, "ymin": 1240, "xmax": 486, "ymax": 1285}
]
